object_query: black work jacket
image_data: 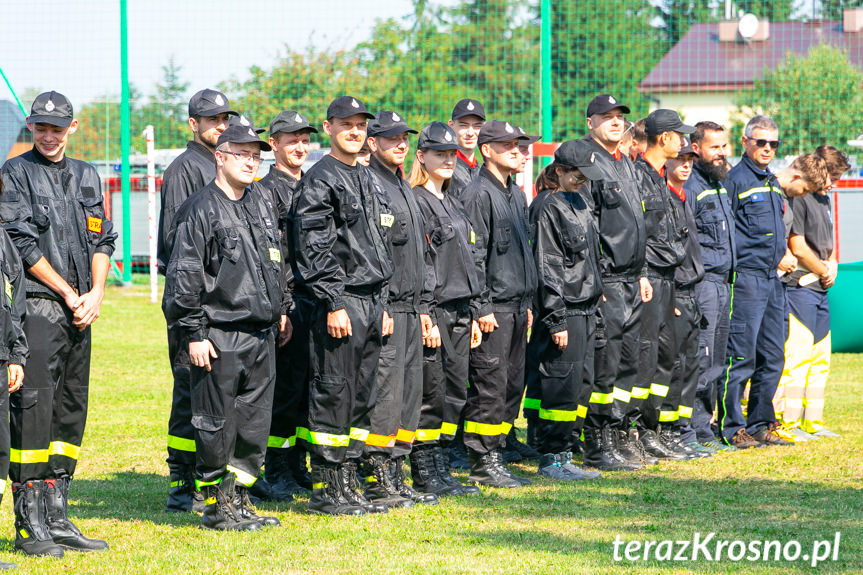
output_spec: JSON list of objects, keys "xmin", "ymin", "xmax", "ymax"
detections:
[
  {"xmin": 1, "ymin": 149, "xmax": 117, "ymax": 298},
  {"xmin": 683, "ymin": 163, "xmax": 735, "ymax": 280},
  {"xmin": 368, "ymin": 156, "xmax": 432, "ymax": 314},
  {"xmin": 255, "ymin": 165, "xmax": 301, "ymax": 306},
  {"xmin": 582, "ymin": 137, "xmax": 646, "ymax": 280},
  {"xmin": 291, "ymin": 155, "xmax": 393, "ymax": 312},
  {"xmin": 162, "ymin": 182, "xmax": 285, "ymax": 341},
  {"xmin": 157, "ymin": 140, "xmax": 215, "ymax": 273},
  {"xmin": 413, "ymin": 186, "xmax": 482, "ymax": 319},
  {"xmin": 529, "ymin": 188, "xmax": 603, "ymax": 333},
  {"xmin": 450, "ymin": 154, "xmax": 482, "ymax": 202},
  {"xmin": 0, "ymin": 229, "xmax": 28, "ymax": 366},
  {"xmin": 634, "ymin": 155, "xmax": 686, "ymax": 276},
  {"xmin": 460, "ymin": 166, "xmax": 537, "ymax": 316},
  {"xmin": 669, "ymin": 185, "xmax": 705, "ymax": 289}
]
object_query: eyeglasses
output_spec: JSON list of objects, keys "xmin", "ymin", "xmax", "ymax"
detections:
[
  {"xmin": 749, "ymin": 138, "xmax": 781, "ymax": 150},
  {"xmin": 220, "ymin": 150, "xmax": 262, "ymax": 164}
]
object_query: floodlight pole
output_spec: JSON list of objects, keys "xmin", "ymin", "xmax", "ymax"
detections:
[
  {"xmin": 120, "ymin": 0, "xmax": 132, "ymax": 286},
  {"xmin": 540, "ymin": 0, "xmax": 552, "ymax": 169}
]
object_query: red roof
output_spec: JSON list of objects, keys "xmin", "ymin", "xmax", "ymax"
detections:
[{"xmin": 640, "ymin": 20, "xmax": 863, "ymax": 93}]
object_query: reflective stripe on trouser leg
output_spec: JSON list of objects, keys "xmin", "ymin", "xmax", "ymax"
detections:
[
  {"xmin": 786, "ymin": 286, "xmax": 832, "ymax": 434},
  {"xmin": 0, "ymin": 365, "xmax": 10, "ymax": 483},
  {"xmin": 802, "ymin": 332, "xmax": 830, "ymax": 433},
  {"xmin": 437, "ymin": 304, "xmax": 472, "ymax": 444},
  {"xmin": 532, "ymin": 314, "xmax": 594, "ymax": 455},
  {"xmin": 416, "ymin": 344, "xmax": 445, "ymax": 447},
  {"xmin": 502, "ymin": 311, "xmax": 529, "ymax": 434},
  {"xmin": 779, "ymin": 312, "xmax": 812, "ymax": 427},
  {"xmin": 10, "ymin": 298, "xmax": 90, "ymax": 483},
  {"xmin": 638, "ymin": 276, "xmax": 677, "ymax": 430},
  {"xmin": 191, "ymin": 327, "xmax": 276, "ymax": 488},
  {"xmin": 464, "ymin": 312, "xmax": 517, "ymax": 455},
  {"xmin": 166, "ymin": 325, "xmax": 196, "ymax": 477}
]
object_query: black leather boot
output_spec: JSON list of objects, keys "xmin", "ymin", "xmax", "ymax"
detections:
[
  {"xmin": 200, "ymin": 475, "xmax": 261, "ymax": 531},
  {"xmin": 433, "ymin": 447, "xmax": 480, "ymax": 495},
  {"xmin": 468, "ymin": 450, "xmax": 521, "ymax": 488},
  {"xmin": 658, "ymin": 427, "xmax": 698, "ymax": 460},
  {"xmin": 287, "ymin": 447, "xmax": 313, "ymax": 490},
  {"xmin": 493, "ymin": 450, "xmax": 532, "ymax": 485},
  {"xmin": 640, "ymin": 428, "xmax": 688, "ymax": 460},
  {"xmin": 307, "ymin": 465, "xmax": 364, "ymax": 516},
  {"xmin": 44, "ymin": 478, "xmax": 108, "ymax": 552},
  {"xmin": 617, "ymin": 428, "xmax": 658, "ymax": 466},
  {"xmin": 582, "ymin": 428, "xmax": 639, "ymax": 471},
  {"xmin": 233, "ymin": 484, "xmax": 281, "ymax": 526},
  {"xmin": 338, "ymin": 462, "xmax": 387, "ymax": 514},
  {"xmin": 362, "ymin": 455, "xmax": 412, "ymax": 508},
  {"xmin": 390, "ymin": 456, "xmax": 438, "ymax": 505},
  {"xmin": 165, "ymin": 464, "xmax": 196, "ymax": 513},
  {"xmin": 12, "ymin": 481, "xmax": 64, "ymax": 558},
  {"xmin": 505, "ymin": 428, "xmax": 540, "ymax": 461},
  {"xmin": 409, "ymin": 447, "xmax": 450, "ymax": 495}
]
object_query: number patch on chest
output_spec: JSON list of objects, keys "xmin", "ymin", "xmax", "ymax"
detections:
[
  {"xmin": 87, "ymin": 217, "xmax": 102, "ymax": 233},
  {"xmin": 380, "ymin": 214, "xmax": 394, "ymax": 228}
]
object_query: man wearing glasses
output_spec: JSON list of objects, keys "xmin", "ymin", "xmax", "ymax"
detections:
[{"xmin": 163, "ymin": 122, "xmax": 287, "ymax": 531}]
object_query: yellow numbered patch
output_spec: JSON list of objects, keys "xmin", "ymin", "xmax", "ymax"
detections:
[
  {"xmin": 469, "ymin": 230, "xmax": 476, "ymax": 244},
  {"xmin": 87, "ymin": 217, "xmax": 102, "ymax": 233},
  {"xmin": 4, "ymin": 278, "xmax": 11, "ymax": 306},
  {"xmin": 269, "ymin": 248, "xmax": 281, "ymax": 262},
  {"xmin": 380, "ymin": 214, "xmax": 394, "ymax": 228}
]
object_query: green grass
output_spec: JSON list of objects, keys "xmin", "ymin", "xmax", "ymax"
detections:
[{"xmin": 1, "ymin": 284, "xmax": 861, "ymax": 573}]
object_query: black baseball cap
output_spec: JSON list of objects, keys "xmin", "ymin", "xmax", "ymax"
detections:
[
  {"xmin": 451, "ymin": 99, "xmax": 486, "ymax": 121},
  {"xmin": 417, "ymin": 122, "xmax": 459, "ymax": 151},
  {"xmin": 28, "ymin": 91, "xmax": 73, "ymax": 127},
  {"xmin": 269, "ymin": 110, "xmax": 318, "ymax": 135},
  {"xmin": 216, "ymin": 124, "xmax": 272, "ymax": 151},
  {"xmin": 516, "ymin": 126, "xmax": 541, "ymax": 145},
  {"xmin": 678, "ymin": 137, "xmax": 696, "ymax": 156},
  {"xmin": 477, "ymin": 120, "xmax": 532, "ymax": 145},
  {"xmin": 188, "ymin": 89, "xmax": 237, "ymax": 118},
  {"xmin": 368, "ymin": 110, "xmax": 417, "ymax": 138},
  {"xmin": 645, "ymin": 109, "xmax": 696, "ymax": 137},
  {"xmin": 585, "ymin": 94, "xmax": 631, "ymax": 118},
  {"xmin": 326, "ymin": 96, "xmax": 374, "ymax": 120},
  {"xmin": 229, "ymin": 114, "xmax": 265, "ymax": 134},
  {"xmin": 552, "ymin": 140, "xmax": 603, "ymax": 180}
]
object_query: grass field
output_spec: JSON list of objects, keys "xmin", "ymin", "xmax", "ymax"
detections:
[{"xmin": 1, "ymin": 284, "xmax": 861, "ymax": 574}]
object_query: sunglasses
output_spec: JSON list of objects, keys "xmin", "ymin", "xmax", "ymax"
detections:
[{"xmin": 749, "ymin": 138, "xmax": 781, "ymax": 150}]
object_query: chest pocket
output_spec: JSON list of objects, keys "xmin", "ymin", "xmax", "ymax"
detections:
[
  {"xmin": 389, "ymin": 210, "xmax": 409, "ymax": 246},
  {"xmin": 599, "ymin": 181, "xmax": 622, "ymax": 209},
  {"xmin": 78, "ymin": 196, "xmax": 105, "ymax": 243},
  {"xmin": 214, "ymin": 227, "xmax": 241, "ymax": 263},
  {"xmin": 741, "ymin": 192, "xmax": 774, "ymax": 235},
  {"xmin": 33, "ymin": 195, "xmax": 52, "ymax": 231},
  {"xmin": 430, "ymin": 216, "xmax": 456, "ymax": 246},
  {"xmin": 560, "ymin": 226, "xmax": 588, "ymax": 264},
  {"xmin": 495, "ymin": 219, "xmax": 512, "ymax": 254},
  {"xmin": 336, "ymin": 184, "xmax": 362, "ymax": 226}
]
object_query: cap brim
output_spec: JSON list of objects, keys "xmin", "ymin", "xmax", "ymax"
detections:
[
  {"xmin": 452, "ymin": 111, "xmax": 486, "ymax": 121},
  {"xmin": 587, "ymin": 104, "xmax": 631, "ymax": 117},
  {"xmin": 329, "ymin": 112, "xmax": 375, "ymax": 120},
  {"xmin": 421, "ymin": 142, "xmax": 460, "ymax": 151},
  {"xmin": 270, "ymin": 124, "xmax": 319, "ymax": 135},
  {"xmin": 27, "ymin": 115, "xmax": 72, "ymax": 127},
  {"xmin": 519, "ymin": 135, "xmax": 541, "ymax": 144},
  {"xmin": 579, "ymin": 164, "xmax": 603, "ymax": 180},
  {"xmin": 370, "ymin": 127, "xmax": 419, "ymax": 138},
  {"xmin": 221, "ymin": 137, "xmax": 272, "ymax": 151},
  {"xmin": 678, "ymin": 123, "xmax": 696, "ymax": 134}
]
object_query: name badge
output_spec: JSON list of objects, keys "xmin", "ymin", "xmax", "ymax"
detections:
[
  {"xmin": 269, "ymin": 248, "xmax": 281, "ymax": 262},
  {"xmin": 380, "ymin": 214, "xmax": 394, "ymax": 228},
  {"xmin": 87, "ymin": 217, "xmax": 102, "ymax": 233}
]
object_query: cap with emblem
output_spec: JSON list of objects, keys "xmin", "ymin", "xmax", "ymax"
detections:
[
  {"xmin": 451, "ymin": 99, "xmax": 486, "ymax": 121},
  {"xmin": 551, "ymin": 139, "xmax": 603, "ymax": 180},
  {"xmin": 678, "ymin": 137, "xmax": 696, "ymax": 156},
  {"xmin": 229, "ymin": 114, "xmax": 265, "ymax": 134},
  {"xmin": 368, "ymin": 110, "xmax": 418, "ymax": 138},
  {"xmin": 269, "ymin": 110, "xmax": 318, "ymax": 136},
  {"xmin": 516, "ymin": 126, "xmax": 541, "ymax": 145},
  {"xmin": 585, "ymin": 94, "xmax": 631, "ymax": 118},
  {"xmin": 477, "ymin": 120, "xmax": 532, "ymax": 145},
  {"xmin": 644, "ymin": 109, "xmax": 696, "ymax": 137},
  {"xmin": 188, "ymin": 89, "xmax": 237, "ymax": 118},
  {"xmin": 216, "ymin": 124, "xmax": 272, "ymax": 151},
  {"xmin": 326, "ymin": 96, "xmax": 375, "ymax": 120},
  {"xmin": 417, "ymin": 122, "xmax": 460, "ymax": 151},
  {"xmin": 28, "ymin": 91, "xmax": 74, "ymax": 127}
]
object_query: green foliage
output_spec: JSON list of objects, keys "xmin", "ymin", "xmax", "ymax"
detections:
[
  {"xmin": 735, "ymin": 44, "xmax": 863, "ymax": 154},
  {"xmin": 659, "ymin": 0, "xmax": 719, "ymax": 44}
]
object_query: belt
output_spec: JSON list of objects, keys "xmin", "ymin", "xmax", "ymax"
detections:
[{"xmin": 703, "ymin": 271, "xmax": 732, "ymax": 284}]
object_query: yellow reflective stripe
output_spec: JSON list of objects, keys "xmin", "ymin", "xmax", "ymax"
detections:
[
  {"xmin": 227, "ymin": 465, "xmax": 257, "ymax": 487},
  {"xmin": 522, "ymin": 397, "xmax": 541, "ymax": 410},
  {"xmin": 365, "ymin": 433, "xmax": 395, "ymax": 448},
  {"xmin": 803, "ymin": 398, "xmax": 825, "ymax": 407},
  {"xmin": 312, "ymin": 482, "xmax": 325, "ymax": 489},
  {"xmin": 696, "ymin": 189, "xmax": 718, "ymax": 201},
  {"xmin": 539, "ymin": 408, "xmax": 579, "ymax": 422},
  {"xmin": 10, "ymin": 448, "xmax": 48, "ymax": 464},
  {"xmin": 0, "ymin": 479, "xmax": 7, "ymax": 494},
  {"xmin": 349, "ymin": 428, "xmax": 369, "ymax": 442},
  {"xmin": 738, "ymin": 186, "xmax": 771, "ymax": 199},
  {"xmin": 50, "ymin": 441, "xmax": 80, "ymax": 460},
  {"xmin": 296, "ymin": 426, "xmax": 350, "ymax": 447},
  {"xmin": 649, "ymin": 383, "xmax": 670, "ymax": 398},
  {"xmin": 499, "ymin": 421, "xmax": 513, "ymax": 435},
  {"xmin": 415, "ymin": 428, "xmax": 441, "ymax": 442},
  {"xmin": 170, "ymin": 480, "xmax": 184, "ymax": 488},
  {"xmin": 196, "ymin": 478, "xmax": 220, "ymax": 490},
  {"xmin": 589, "ymin": 392, "xmax": 613, "ymax": 405},
  {"xmin": 395, "ymin": 429, "xmax": 415, "ymax": 443},
  {"xmin": 659, "ymin": 410, "xmax": 679, "ymax": 422},
  {"xmin": 576, "ymin": 405, "xmax": 587, "ymax": 418},
  {"xmin": 612, "ymin": 387, "xmax": 631, "ymax": 403},
  {"xmin": 440, "ymin": 422, "xmax": 458, "ymax": 436},
  {"xmin": 464, "ymin": 421, "xmax": 501, "ymax": 436},
  {"xmin": 167, "ymin": 434, "xmax": 196, "ymax": 453},
  {"xmin": 267, "ymin": 434, "xmax": 296, "ymax": 449},
  {"xmin": 678, "ymin": 405, "xmax": 693, "ymax": 419},
  {"xmin": 631, "ymin": 386, "xmax": 650, "ymax": 400}
]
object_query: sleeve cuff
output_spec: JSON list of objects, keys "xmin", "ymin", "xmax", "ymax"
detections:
[
  {"xmin": 95, "ymin": 245, "xmax": 115, "ymax": 257},
  {"xmin": 9, "ymin": 355, "xmax": 26, "ymax": 367},
  {"xmin": 327, "ymin": 298, "xmax": 345, "ymax": 313},
  {"xmin": 22, "ymin": 247, "xmax": 44, "ymax": 269},
  {"xmin": 188, "ymin": 326, "xmax": 209, "ymax": 342}
]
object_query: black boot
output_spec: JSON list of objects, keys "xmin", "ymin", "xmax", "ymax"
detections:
[
  {"xmin": 617, "ymin": 429, "xmax": 658, "ymax": 466},
  {"xmin": 307, "ymin": 465, "xmax": 364, "ymax": 516},
  {"xmin": 505, "ymin": 428, "xmax": 540, "ymax": 461},
  {"xmin": 658, "ymin": 427, "xmax": 698, "ymax": 460},
  {"xmin": 233, "ymin": 484, "xmax": 281, "ymax": 526},
  {"xmin": 269, "ymin": 447, "xmax": 308, "ymax": 497},
  {"xmin": 361, "ymin": 455, "xmax": 412, "ymax": 509},
  {"xmin": 640, "ymin": 428, "xmax": 688, "ymax": 460},
  {"xmin": 44, "ymin": 478, "xmax": 108, "ymax": 552},
  {"xmin": 446, "ymin": 428, "xmax": 470, "ymax": 470},
  {"xmin": 409, "ymin": 447, "xmax": 450, "ymax": 496},
  {"xmin": 433, "ymin": 447, "xmax": 481, "ymax": 495},
  {"xmin": 287, "ymin": 447, "xmax": 313, "ymax": 491},
  {"xmin": 583, "ymin": 428, "xmax": 639, "ymax": 471},
  {"xmin": 468, "ymin": 450, "xmax": 521, "ymax": 488},
  {"xmin": 338, "ymin": 462, "xmax": 387, "ymax": 514},
  {"xmin": 493, "ymin": 450, "xmax": 532, "ymax": 485},
  {"xmin": 251, "ymin": 449, "xmax": 296, "ymax": 502},
  {"xmin": 11, "ymin": 482, "xmax": 64, "ymax": 558},
  {"xmin": 200, "ymin": 475, "xmax": 261, "ymax": 531},
  {"xmin": 390, "ymin": 456, "xmax": 438, "ymax": 505}
]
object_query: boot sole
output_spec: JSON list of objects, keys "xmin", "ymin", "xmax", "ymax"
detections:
[{"xmin": 307, "ymin": 508, "xmax": 365, "ymax": 516}]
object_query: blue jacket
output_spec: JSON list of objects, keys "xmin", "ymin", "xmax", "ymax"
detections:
[{"xmin": 684, "ymin": 162, "xmax": 735, "ymax": 279}]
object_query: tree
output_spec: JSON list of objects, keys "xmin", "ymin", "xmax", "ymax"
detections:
[
  {"xmin": 819, "ymin": 0, "xmax": 859, "ymax": 20},
  {"xmin": 734, "ymin": 44, "xmax": 863, "ymax": 154}
]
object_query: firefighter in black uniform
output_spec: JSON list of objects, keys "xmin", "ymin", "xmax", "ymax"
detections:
[
  {"xmin": 0, "ymin": 177, "xmax": 28, "ymax": 569},
  {"xmin": 163, "ymin": 123, "xmax": 288, "ymax": 531},
  {"xmin": 580, "ymin": 95, "xmax": 648, "ymax": 472},
  {"xmin": 408, "ymin": 121, "xmax": 482, "ymax": 498},
  {"xmin": 447, "ymin": 99, "xmax": 486, "ymax": 200},
  {"xmin": 632, "ymin": 109, "xmax": 695, "ymax": 461},
  {"xmin": 460, "ymin": 120, "xmax": 537, "ymax": 488},
  {"xmin": 292, "ymin": 97, "xmax": 394, "ymax": 516},
  {"xmin": 158, "ymin": 89, "xmax": 235, "ymax": 513},
  {"xmin": 361, "ymin": 110, "xmax": 438, "ymax": 507},
  {"xmin": 526, "ymin": 140, "xmax": 605, "ymax": 481},
  {"xmin": 254, "ymin": 110, "xmax": 319, "ymax": 501},
  {"xmin": 1, "ymin": 91, "xmax": 114, "ymax": 555}
]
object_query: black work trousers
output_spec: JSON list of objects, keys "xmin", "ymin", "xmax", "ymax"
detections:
[
  {"xmin": 304, "ymin": 294, "xmax": 383, "ymax": 465},
  {"xmin": 635, "ymin": 274, "xmax": 677, "ymax": 430},
  {"xmin": 464, "ymin": 310, "xmax": 528, "ymax": 455},
  {"xmin": 10, "ymin": 298, "xmax": 90, "ymax": 483},
  {"xmin": 166, "ymin": 325, "xmax": 195, "ymax": 477},
  {"xmin": 673, "ymin": 290, "xmax": 702, "ymax": 442},
  {"xmin": 0, "ymin": 364, "xmax": 9, "ymax": 490},
  {"xmin": 191, "ymin": 326, "xmax": 276, "ymax": 488},
  {"xmin": 365, "ymin": 310, "xmax": 422, "ymax": 457}
]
